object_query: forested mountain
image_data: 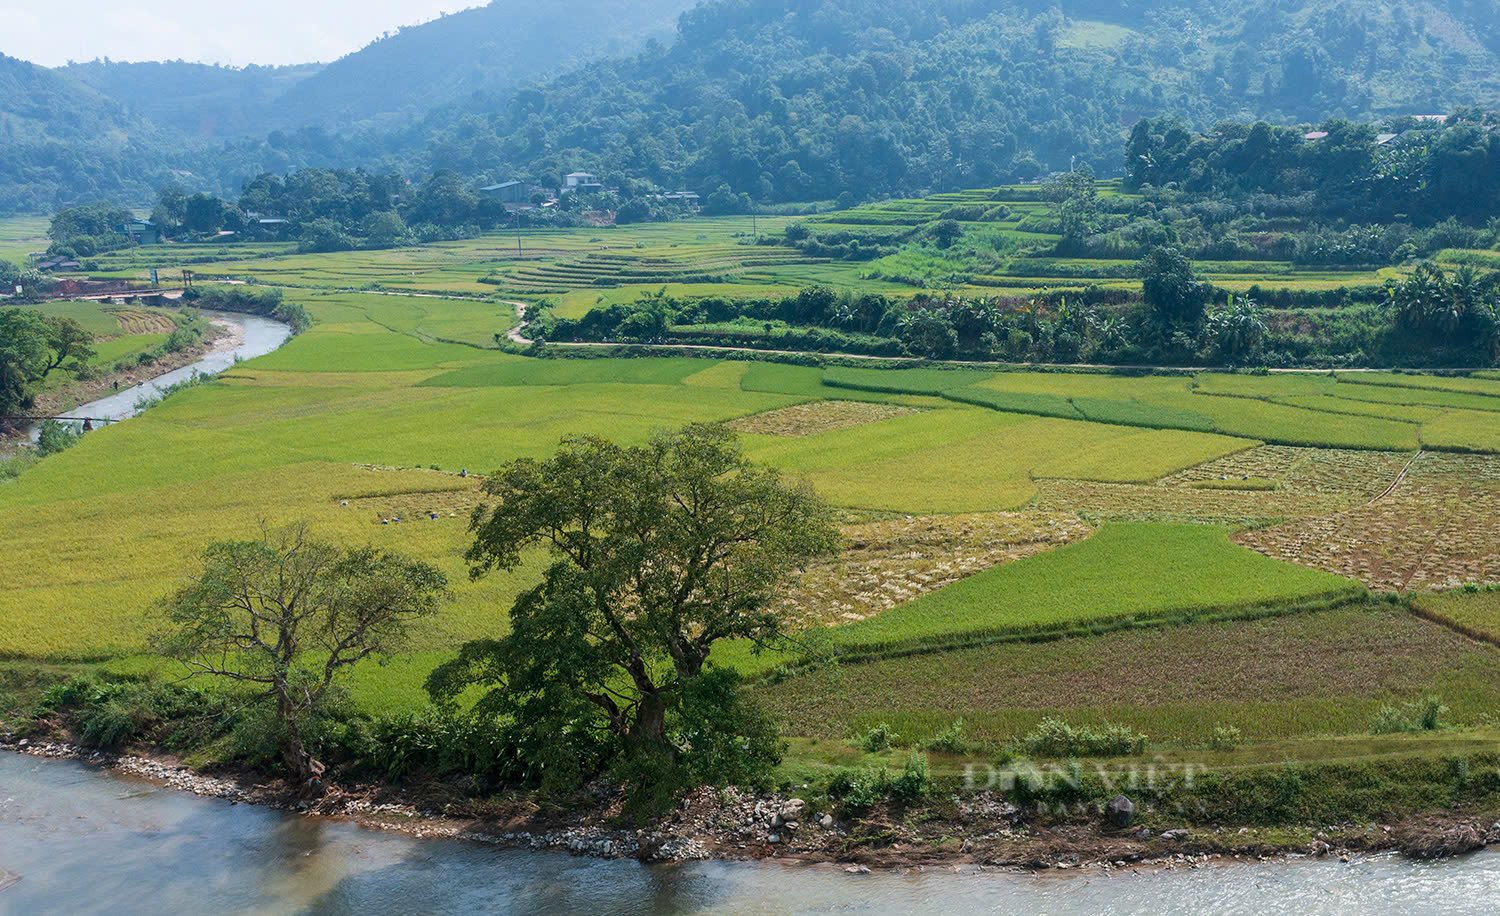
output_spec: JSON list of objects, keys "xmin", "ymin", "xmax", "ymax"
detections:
[
  {"xmin": 4, "ymin": 0, "xmax": 1500, "ymax": 214},
  {"xmin": 62, "ymin": 61, "xmax": 323, "ymax": 139},
  {"xmin": 54, "ymin": 0, "xmax": 694, "ymax": 138},
  {"xmin": 408, "ymin": 0, "xmax": 1500, "ymax": 201},
  {"xmin": 273, "ymin": 0, "xmax": 696, "ymax": 128},
  {"xmin": 0, "ymin": 54, "xmax": 192, "ymax": 213},
  {"xmin": 1, "ymin": 54, "xmax": 134, "ymax": 140}
]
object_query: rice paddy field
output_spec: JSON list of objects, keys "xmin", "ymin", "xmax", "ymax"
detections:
[
  {"xmin": 67, "ymin": 186, "xmax": 1406, "ymax": 319},
  {"xmin": 22, "ymin": 300, "xmax": 195, "ymax": 396},
  {"xmin": 0, "ymin": 215, "xmax": 48, "ymax": 264},
  {"xmin": 7, "ymin": 204, "xmax": 1500, "ymax": 780}
]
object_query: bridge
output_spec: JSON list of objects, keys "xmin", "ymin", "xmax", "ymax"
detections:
[{"xmin": 1, "ymin": 416, "xmax": 120, "ymax": 428}]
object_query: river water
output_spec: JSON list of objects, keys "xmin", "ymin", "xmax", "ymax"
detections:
[
  {"xmin": 1, "ymin": 755, "xmax": 1497, "ymax": 914},
  {"xmin": 33, "ymin": 309, "xmax": 292, "ymax": 438},
  {"xmin": 72, "ymin": 308, "xmax": 292, "ymax": 420}
]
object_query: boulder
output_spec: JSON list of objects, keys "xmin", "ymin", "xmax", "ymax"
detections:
[
  {"xmin": 1105, "ymin": 794, "xmax": 1136, "ymax": 828},
  {"xmin": 819, "ymin": 814, "xmax": 836, "ymax": 830},
  {"xmin": 780, "ymin": 798, "xmax": 807, "ymax": 821}
]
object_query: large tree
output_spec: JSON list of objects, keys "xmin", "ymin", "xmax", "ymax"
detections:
[
  {"xmin": 1139, "ymin": 247, "xmax": 1212, "ymax": 329},
  {"xmin": 0, "ymin": 309, "xmax": 95, "ymax": 416},
  {"xmin": 157, "ymin": 523, "xmax": 448, "ymax": 782},
  {"xmin": 428, "ymin": 425, "xmax": 838, "ymax": 783}
]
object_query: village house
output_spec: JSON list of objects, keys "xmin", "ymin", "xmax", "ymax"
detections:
[
  {"xmin": 480, "ymin": 180, "xmax": 532, "ymax": 204},
  {"xmin": 562, "ymin": 172, "xmax": 605, "ymax": 194},
  {"xmin": 120, "ymin": 218, "xmax": 161, "ymax": 245}
]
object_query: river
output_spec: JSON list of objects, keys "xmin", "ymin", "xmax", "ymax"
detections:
[
  {"xmin": 1, "ymin": 754, "xmax": 1497, "ymax": 914},
  {"xmin": 33, "ymin": 309, "xmax": 292, "ymax": 438}
]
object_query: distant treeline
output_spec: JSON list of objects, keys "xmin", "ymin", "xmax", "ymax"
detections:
[
  {"xmin": 536, "ymin": 250, "xmax": 1500, "ymax": 369},
  {"xmin": 1127, "ymin": 113, "xmax": 1500, "ymax": 225}
]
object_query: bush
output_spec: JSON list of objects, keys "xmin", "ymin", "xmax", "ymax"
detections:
[
  {"xmin": 890, "ymin": 751, "xmax": 930, "ymax": 801},
  {"xmin": 38, "ymin": 677, "xmax": 245, "ymax": 753},
  {"xmin": 923, "ymin": 718, "xmax": 971, "ymax": 754},
  {"xmin": 859, "ymin": 722, "xmax": 899, "ymax": 752},
  {"xmin": 828, "ymin": 752, "xmax": 930, "ymax": 811},
  {"xmin": 1208, "ymin": 724, "xmax": 1243, "ymax": 751},
  {"xmin": 1009, "ymin": 717, "xmax": 1148, "ymax": 758},
  {"xmin": 828, "ymin": 766, "xmax": 891, "ymax": 811},
  {"xmin": 0, "ymin": 452, "xmax": 39, "ymax": 482},
  {"xmin": 35, "ymin": 420, "xmax": 81, "ymax": 457},
  {"xmin": 1371, "ymin": 696, "xmax": 1449, "ymax": 735}
]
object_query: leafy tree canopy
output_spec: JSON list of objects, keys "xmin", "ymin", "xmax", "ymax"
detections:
[{"xmin": 427, "ymin": 425, "xmax": 838, "ymax": 797}]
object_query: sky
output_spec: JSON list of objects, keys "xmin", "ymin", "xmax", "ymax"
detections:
[{"xmin": 2, "ymin": 1, "xmax": 479, "ymax": 68}]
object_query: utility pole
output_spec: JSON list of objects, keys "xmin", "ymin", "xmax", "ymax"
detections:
[
  {"xmin": 514, "ymin": 211, "xmax": 523, "ymax": 258},
  {"xmin": 750, "ymin": 206, "xmax": 758, "ymax": 241}
]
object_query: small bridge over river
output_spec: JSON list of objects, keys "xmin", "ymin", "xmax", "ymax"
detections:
[{"xmin": 1, "ymin": 416, "xmax": 120, "ymax": 430}]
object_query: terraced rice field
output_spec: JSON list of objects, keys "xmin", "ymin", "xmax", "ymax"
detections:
[
  {"xmin": 1412, "ymin": 590, "xmax": 1500, "ymax": 646},
  {"xmin": 729, "ymin": 401, "xmax": 924, "ymax": 437},
  {"xmin": 63, "ymin": 186, "xmax": 1406, "ymax": 325},
  {"xmin": 778, "ymin": 512, "xmax": 1093, "ymax": 628},
  {"xmin": 109, "ymin": 307, "xmax": 177, "ymax": 335},
  {"xmin": 492, "ymin": 244, "xmax": 816, "ymax": 294}
]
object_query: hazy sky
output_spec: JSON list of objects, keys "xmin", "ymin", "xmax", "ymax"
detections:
[{"xmin": 3, "ymin": 1, "xmax": 479, "ymax": 68}]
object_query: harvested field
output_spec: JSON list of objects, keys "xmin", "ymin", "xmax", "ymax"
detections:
[
  {"xmin": 109, "ymin": 307, "xmax": 176, "ymax": 335},
  {"xmin": 755, "ymin": 605, "xmax": 1500, "ymax": 743},
  {"xmin": 1237, "ymin": 452, "xmax": 1500, "ymax": 591},
  {"xmin": 1161, "ymin": 445, "xmax": 1411, "ymax": 500},
  {"xmin": 1034, "ymin": 445, "xmax": 1411, "ymax": 523},
  {"xmin": 778, "ymin": 511, "xmax": 1092, "ymax": 628},
  {"xmin": 1032, "ymin": 479, "xmax": 1320, "ymax": 523},
  {"xmin": 730, "ymin": 400, "xmax": 923, "ymax": 437},
  {"xmin": 773, "ymin": 522, "xmax": 1360, "ymax": 655}
]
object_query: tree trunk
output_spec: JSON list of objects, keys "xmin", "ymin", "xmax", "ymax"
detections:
[
  {"xmin": 628, "ymin": 690, "xmax": 669, "ymax": 755},
  {"xmin": 276, "ymin": 690, "xmax": 325, "ymax": 793}
]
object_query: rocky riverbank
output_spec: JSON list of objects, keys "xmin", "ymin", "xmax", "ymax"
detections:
[
  {"xmin": 28, "ymin": 318, "xmax": 236, "ymax": 419},
  {"xmin": 6, "ymin": 736, "xmax": 1497, "ymax": 872}
]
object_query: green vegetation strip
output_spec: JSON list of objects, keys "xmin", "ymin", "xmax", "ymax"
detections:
[{"xmin": 719, "ymin": 523, "xmax": 1363, "ymax": 674}]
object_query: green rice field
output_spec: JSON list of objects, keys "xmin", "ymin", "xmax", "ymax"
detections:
[{"xmin": 7, "ymin": 205, "xmax": 1500, "ymax": 774}]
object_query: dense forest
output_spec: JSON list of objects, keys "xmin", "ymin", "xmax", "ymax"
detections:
[{"xmin": 4, "ymin": 0, "xmax": 1500, "ymax": 213}]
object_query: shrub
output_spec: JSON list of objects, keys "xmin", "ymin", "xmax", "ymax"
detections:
[
  {"xmin": 890, "ymin": 751, "xmax": 930, "ymax": 801},
  {"xmin": 1371, "ymin": 696, "xmax": 1449, "ymax": 735},
  {"xmin": 0, "ymin": 453, "xmax": 38, "ymax": 482},
  {"xmin": 827, "ymin": 766, "xmax": 891, "ymax": 811},
  {"xmin": 923, "ymin": 718, "xmax": 971, "ymax": 754},
  {"xmin": 860, "ymin": 722, "xmax": 899, "ymax": 752},
  {"xmin": 1009, "ymin": 717, "xmax": 1148, "ymax": 758},
  {"xmin": 1208, "ymin": 724, "xmax": 1243, "ymax": 751},
  {"xmin": 35, "ymin": 420, "xmax": 81, "ymax": 457}
]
